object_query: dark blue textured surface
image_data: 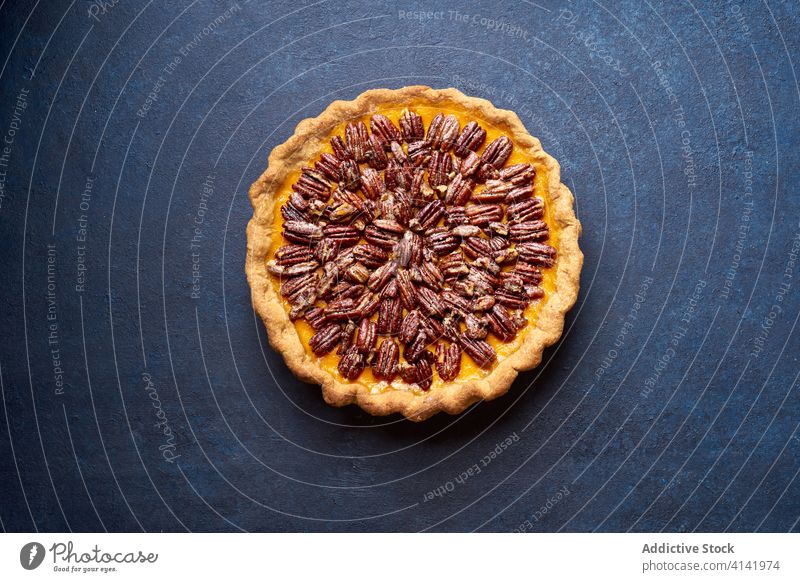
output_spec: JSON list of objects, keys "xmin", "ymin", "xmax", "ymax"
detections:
[{"xmin": 0, "ymin": 0, "xmax": 798, "ymax": 532}]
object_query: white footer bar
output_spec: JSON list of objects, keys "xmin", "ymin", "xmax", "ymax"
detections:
[{"xmin": 1, "ymin": 533, "xmax": 796, "ymax": 581}]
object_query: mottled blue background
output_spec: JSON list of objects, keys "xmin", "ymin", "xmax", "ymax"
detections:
[{"xmin": 0, "ymin": 0, "xmax": 798, "ymax": 532}]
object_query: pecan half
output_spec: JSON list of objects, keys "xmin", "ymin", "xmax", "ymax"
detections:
[
  {"xmin": 365, "ymin": 224, "xmax": 400, "ymax": 249},
  {"xmin": 474, "ymin": 179, "xmax": 512, "ymax": 203},
  {"xmin": 267, "ymin": 259, "xmax": 318, "ymax": 278},
  {"xmin": 326, "ymin": 202, "xmax": 357, "ymax": 224},
  {"xmin": 478, "ymin": 135, "xmax": 513, "ymax": 180},
  {"xmin": 285, "ymin": 193, "xmax": 309, "ymax": 219},
  {"xmin": 417, "ymin": 286, "xmax": 444, "ymax": 317},
  {"xmin": 384, "ymin": 158, "xmax": 413, "ymax": 190},
  {"xmin": 507, "ymin": 198, "xmax": 545, "ymax": 222},
  {"xmin": 399, "ymin": 109, "xmax": 424, "ymax": 142},
  {"xmin": 395, "ymin": 268, "xmax": 417, "ymax": 310},
  {"xmin": 486, "ymin": 304, "xmax": 517, "ymax": 341},
  {"xmin": 394, "ymin": 230, "xmax": 423, "ymax": 267},
  {"xmin": 327, "ymin": 280, "xmax": 360, "ymax": 301},
  {"xmin": 339, "ymin": 159, "xmax": 360, "ymax": 190},
  {"xmin": 275, "ymin": 244, "xmax": 314, "ymax": 266},
  {"xmin": 408, "ymin": 167, "xmax": 425, "ymax": 201},
  {"xmin": 426, "ymin": 227, "xmax": 459, "ymax": 256},
  {"xmin": 453, "ymin": 121, "xmax": 487, "ymax": 157},
  {"xmin": 315, "ymin": 153, "xmax": 341, "ymax": 181},
  {"xmin": 337, "ymin": 321, "xmax": 356, "ymax": 355},
  {"xmin": 345, "ymin": 262, "xmax": 370, "ymax": 284},
  {"xmin": 526, "ymin": 285, "xmax": 545, "ymax": 300},
  {"xmin": 506, "ymin": 184, "xmax": 534, "ymax": 203},
  {"xmin": 280, "ymin": 272, "xmax": 316, "ymax": 300},
  {"xmin": 390, "ymin": 140, "xmax": 407, "ymax": 164},
  {"xmin": 425, "ymin": 113, "xmax": 444, "ymax": 147},
  {"xmin": 355, "ymin": 318, "xmax": 377, "ymax": 353},
  {"xmin": 404, "ymin": 329, "xmax": 429, "ymax": 362},
  {"xmin": 514, "ymin": 262, "xmax": 543, "ymax": 284},
  {"xmin": 411, "ymin": 261, "xmax": 444, "ymax": 291},
  {"xmin": 464, "ymin": 313, "xmax": 489, "ymax": 339},
  {"xmin": 345, "ymin": 121, "xmax": 369, "ymax": 162},
  {"xmin": 410, "ymin": 199, "xmax": 445, "ymax": 232},
  {"xmin": 461, "ymin": 236, "xmax": 494, "ymax": 259},
  {"xmin": 323, "ymin": 224, "xmax": 360, "ymax": 247},
  {"xmin": 367, "ymin": 261, "xmax": 397, "ymax": 292},
  {"xmin": 440, "ymin": 252, "xmax": 469, "ymax": 280},
  {"xmin": 330, "ymin": 135, "xmax": 351, "ymax": 159},
  {"xmin": 401, "ymin": 358, "xmax": 433, "ymax": 390},
  {"xmin": 361, "ymin": 294, "xmax": 381, "ymax": 318},
  {"xmin": 351, "ymin": 243, "xmax": 386, "ymax": 268},
  {"xmin": 293, "ymin": 169, "xmax": 331, "ymax": 200},
  {"xmin": 380, "ymin": 278, "xmax": 398, "ymax": 299},
  {"xmin": 494, "ymin": 287, "xmax": 529, "ymax": 310},
  {"xmin": 444, "ymin": 174, "xmax": 474, "ymax": 205},
  {"xmin": 281, "ymin": 197, "xmax": 309, "ymax": 222},
  {"xmin": 466, "ymin": 204, "xmax": 503, "ymax": 227},
  {"xmin": 374, "ymin": 218, "xmax": 405, "ymax": 235},
  {"xmin": 445, "ymin": 205, "xmax": 468, "ymax": 227},
  {"xmin": 370, "ymin": 113, "xmax": 402, "ymax": 147},
  {"xmin": 377, "ymin": 298, "xmax": 402, "ymax": 334},
  {"xmin": 338, "ymin": 346, "xmax": 365, "ymax": 379},
  {"xmin": 471, "ymin": 295, "xmax": 496, "ymax": 312},
  {"xmin": 283, "ymin": 220, "xmax": 322, "ymax": 244},
  {"xmin": 399, "ymin": 309, "xmax": 422, "ymax": 345},
  {"xmin": 459, "ymin": 337, "xmax": 497, "ymax": 368},
  {"xmin": 516, "ymin": 242, "xmax": 557, "ymax": 267},
  {"xmin": 451, "ymin": 224, "xmax": 482, "ymax": 238},
  {"xmin": 324, "ymin": 297, "xmax": 362, "ymax": 322},
  {"xmin": 428, "ymin": 151, "xmax": 453, "ymax": 189},
  {"xmin": 407, "ymin": 140, "xmax": 431, "ymax": 166},
  {"xmin": 459, "ymin": 150, "xmax": 481, "ymax": 177},
  {"xmin": 500, "ymin": 163, "xmax": 535, "ymax": 184},
  {"xmin": 366, "ymin": 134, "xmax": 388, "ymax": 169},
  {"xmin": 437, "ymin": 115, "xmax": 460, "ymax": 151},
  {"xmin": 357, "ymin": 167, "xmax": 383, "ymax": 200},
  {"xmin": 509, "ymin": 220, "xmax": 549, "ymax": 242},
  {"xmin": 309, "ymin": 324, "xmax": 342, "ymax": 356},
  {"xmin": 305, "ymin": 306, "xmax": 327, "ymax": 330},
  {"xmin": 479, "ymin": 136, "xmax": 513, "ymax": 171},
  {"xmin": 314, "ymin": 266, "xmax": 338, "ymax": 298},
  {"xmin": 373, "ymin": 339, "xmax": 400, "ymax": 380},
  {"xmin": 436, "ymin": 343, "xmax": 462, "ymax": 381}
]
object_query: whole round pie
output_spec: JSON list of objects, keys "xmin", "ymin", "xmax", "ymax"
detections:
[{"xmin": 246, "ymin": 86, "xmax": 582, "ymax": 421}]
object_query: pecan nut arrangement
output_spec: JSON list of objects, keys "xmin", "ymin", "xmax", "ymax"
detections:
[{"xmin": 246, "ymin": 86, "xmax": 582, "ymax": 421}]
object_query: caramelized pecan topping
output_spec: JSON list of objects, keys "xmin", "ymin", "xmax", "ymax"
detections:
[{"xmin": 270, "ymin": 108, "xmax": 556, "ymax": 389}]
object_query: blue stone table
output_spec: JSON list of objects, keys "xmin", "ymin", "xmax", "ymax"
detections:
[{"xmin": 0, "ymin": 0, "xmax": 798, "ymax": 532}]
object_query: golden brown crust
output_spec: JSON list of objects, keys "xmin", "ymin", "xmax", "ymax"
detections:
[{"xmin": 245, "ymin": 86, "xmax": 582, "ymax": 421}]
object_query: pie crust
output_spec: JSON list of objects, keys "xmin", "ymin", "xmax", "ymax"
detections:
[{"xmin": 246, "ymin": 86, "xmax": 582, "ymax": 421}]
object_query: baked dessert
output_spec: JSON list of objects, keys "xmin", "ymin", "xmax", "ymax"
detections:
[{"xmin": 246, "ymin": 86, "xmax": 582, "ymax": 421}]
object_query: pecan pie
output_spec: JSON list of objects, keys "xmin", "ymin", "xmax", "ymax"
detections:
[{"xmin": 246, "ymin": 86, "xmax": 582, "ymax": 421}]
